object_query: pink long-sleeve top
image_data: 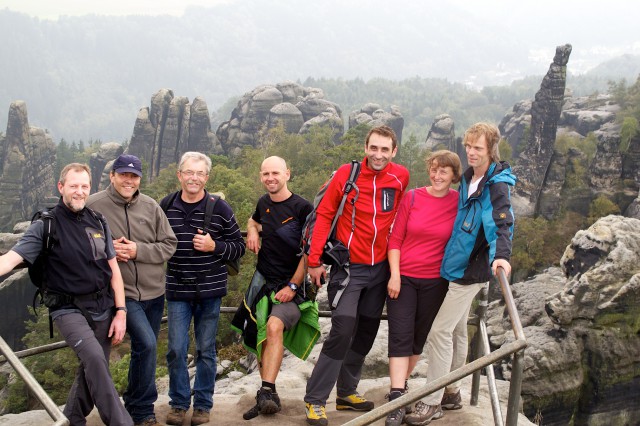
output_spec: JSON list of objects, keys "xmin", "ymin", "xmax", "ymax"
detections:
[{"xmin": 388, "ymin": 187, "xmax": 458, "ymax": 279}]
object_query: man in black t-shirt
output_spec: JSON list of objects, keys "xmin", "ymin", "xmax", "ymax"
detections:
[{"xmin": 243, "ymin": 156, "xmax": 313, "ymax": 419}]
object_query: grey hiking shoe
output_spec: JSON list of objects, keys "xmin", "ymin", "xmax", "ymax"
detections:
[
  {"xmin": 385, "ymin": 390, "xmax": 406, "ymax": 426},
  {"xmin": 256, "ymin": 387, "xmax": 281, "ymax": 415},
  {"xmin": 441, "ymin": 390, "xmax": 462, "ymax": 410},
  {"xmin": 404, "ymin": 401, "xmax": 443, "ymax": 426}
]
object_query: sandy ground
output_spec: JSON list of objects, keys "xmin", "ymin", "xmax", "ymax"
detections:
[{"xmin": 0, "ymin": 375, "xmax": 534, "ymax": 425}]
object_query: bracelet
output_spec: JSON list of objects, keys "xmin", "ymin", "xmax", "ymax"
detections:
[{"xmin": 287, "ymin": 282, "xmax": 299, "ymax": 291}]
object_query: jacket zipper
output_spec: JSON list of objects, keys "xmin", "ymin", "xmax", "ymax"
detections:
[{"xmin": 124, "ymin": 203, "xmax": 141, "ymax": 301}]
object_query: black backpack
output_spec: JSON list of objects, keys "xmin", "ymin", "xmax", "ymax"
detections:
[
  {"xmin": 160, "ymin": 192, "xmax": 240, "ymax": 276},
  {"xmin": 300, "ymin": 160, "xmax": 361, "ymax": 309},
  {"xmin": 300, "ymin": 160, "xmax": 361, "ymax": 260}
]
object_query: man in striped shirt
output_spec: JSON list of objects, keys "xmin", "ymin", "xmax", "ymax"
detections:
[{"xmin": 162, "ymin": 152, "xmax": 245, "ymax": 426}]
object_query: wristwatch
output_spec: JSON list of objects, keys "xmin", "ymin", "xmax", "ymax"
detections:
[
  {"xmin": 287, "ymin": 282, "xmax": 298, "ymax": 291},
  {"xmin": 115, "ymin": 306, "xmax": 128, "ymax": 313}
]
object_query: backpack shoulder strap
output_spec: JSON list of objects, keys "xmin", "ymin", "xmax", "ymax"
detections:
[
  {"xmin": 203, "ymin": 194, "xmax": 220, "ymax": 232},
  {"xmin": 160, "ymin": 191, "xmax": 180, "ymax": 213},
  {"xmin": 85, "ymin": 207, "xmax": 108, "ymax": 234},
  {"xmin": 39, "ymin": 208, "xmax": 57, "ymax": 254},
  {"xmin": 329, "ymin": 160, "xmax": 362, "ymax": 238}
]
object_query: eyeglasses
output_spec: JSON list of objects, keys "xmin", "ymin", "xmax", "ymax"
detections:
[{"xmin": 180, "ymin": 170, "xmax": 208, "ymax": 178}]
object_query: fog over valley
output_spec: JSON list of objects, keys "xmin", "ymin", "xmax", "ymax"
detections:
[{"xmin": 1, "ymin": 0, "xmax": 640, "ymax": 141}]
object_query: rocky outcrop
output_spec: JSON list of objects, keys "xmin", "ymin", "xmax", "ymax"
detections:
[
  {"xmin": 88, "ymin": 142, "xmax": 124, "ymax": 193},
  {"xmin": 348, "ymin": 104, "xmax": 404, "ymax": 144},
  {"xmin": 0, "ymin": 101, "xmax": 56, "ymax": 231},
  {"xmin": 487, "ymin": 215, "xmax": 640, "ymax": 425},
  {"xmin": 127, "ymin": 89, "xmax": 221, "ymax": 181},
  {"xmin": 423, "ymin": 114, "xmax": 455, "ymax": 152},
  {"xmin": 216, "ymin": 82, "xmax": 344, "ymax": 155},
  {"xmin": 510, "ymin": 44, "xmax": 572, "ymax": 217}
]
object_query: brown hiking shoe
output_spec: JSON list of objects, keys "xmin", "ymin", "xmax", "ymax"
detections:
[
  {"xmin": 190, "ymin": 409, "xmax": 210, "ymax": 425},
  {"xmin": 134, "ymin": 416, "xmax": 162, "ymax": 426},
  {"xmin": 441, "ymin": 390, "xmax": 462, "ymax": 410},
  {"xmin": 166, "ymin": 407, "xmax": 186, "ymax": 425},
  {"xmin": 404, "ymin": 402, "xmax": 443, "ymax": 426}
]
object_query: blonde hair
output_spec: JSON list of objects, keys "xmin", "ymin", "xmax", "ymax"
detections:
[{"xmin": 463, "ymin": 122, "xmax": 501, "ymax": 163}]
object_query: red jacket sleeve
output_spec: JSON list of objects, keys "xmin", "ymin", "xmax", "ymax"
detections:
[{"xmin": 307, "ymin": 165, "xmax": 350, "ymax": 267}]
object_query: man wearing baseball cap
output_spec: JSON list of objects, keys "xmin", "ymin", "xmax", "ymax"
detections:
[{"xmin": 87, "ymin": 154, "xmax": 178, "ymax": 426}]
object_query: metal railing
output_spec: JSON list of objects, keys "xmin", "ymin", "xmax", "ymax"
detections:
[
  {"xmin": 0, "ymin": 336, "xmax": 69, "ymax": 425},
  {"xmin": 1, "ymin": 269, "xmax": 525, "ymax": 426},
  {"xmin": 342, "ymin": 268, "xmax": 527, "ymax": 426}
]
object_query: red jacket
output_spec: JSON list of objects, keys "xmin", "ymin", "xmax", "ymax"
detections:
[{"xmin": 308, "ymin": 157, "xmax": 409, "ymax": 267}]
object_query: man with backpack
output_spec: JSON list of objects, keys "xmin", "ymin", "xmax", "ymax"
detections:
[
  {"xmin": 161, "ymin": 151, "xmax": 245, "ymax": 426},
  {"xmin": 234, "ymin": 156, "xmax": 316, "ymax": 420},
  {"xmin": 86, "ymin": 154, "xmax": 177, "ymax": 426},
  {"xmin": 0, "ymin": 163, "xmax": 133, "ymax": 425},
  {"xmin": 304, "ymin": 125, "xmax": 410, "ymax": 426}
]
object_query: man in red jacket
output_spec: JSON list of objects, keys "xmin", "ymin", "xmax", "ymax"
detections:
[{"xmin": 304, "ymin": 125, "xmax": 410, "ymax": 426}]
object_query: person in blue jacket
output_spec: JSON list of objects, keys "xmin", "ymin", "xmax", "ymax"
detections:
[{"xmin": 405, "ymin": 122, "xmax": 516, "ymax": 426}]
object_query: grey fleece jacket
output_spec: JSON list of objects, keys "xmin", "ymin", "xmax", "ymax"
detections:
[{"xmin": 87, "ymin": 184, "xmax": 178, "ymax": 301}]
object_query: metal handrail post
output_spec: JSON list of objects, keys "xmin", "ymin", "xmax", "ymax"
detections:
[
  {"xmin": 0, "ymin": 335, "xmax": 68, "ymax": 426},
  {"xmin": 506, "ymin": 349, "xmax": 525, "ymax": 426},
  {"xmin": 470, "ymin": 284, "xmax": 489, "ymax": 406},
  {"xmin": 480, "ymin": 320, "xmax": 504, "ymax": 426}
]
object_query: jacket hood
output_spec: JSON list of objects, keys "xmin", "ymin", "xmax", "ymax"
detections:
[
  {"xmin": 487, "ymin": 161, "xmax": 517, "ymax": 186},
  {"xmin": 463, "ymin": 161, "xmax": 516, "ymax": 187}
]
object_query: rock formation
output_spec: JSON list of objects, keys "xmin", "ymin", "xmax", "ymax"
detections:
[
  {"xmin": 127, "ymin": 89, "xmax": 221, "ymax": 181},
  {"xmin": 216, "ymin": 82, "xmax": 344, "ymax": 155},
  {"xmin": 510, "ymin": 44, "xmax": 572, "ymax": 217},
  {"xmin": 487, "ymin": 215, "xmax": 640, "ymax": 424},
  {"xmin": 423, "ymin": 113, "xmax": 456, "ymax": 151},
  {"xmin": 88, "ymin": 142, "xmax": 124, "ymax": 193},
  {"xmin": 348, "ymin": 104, "xmax": 404, "ymax": 144},
  {"xmin": 0, "ymin": 101, "xmax": 56, "ymax": 232}
]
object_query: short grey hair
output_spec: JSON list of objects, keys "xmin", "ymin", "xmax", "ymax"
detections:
[{"xmin": 178, "ymin": 152, "xmax": 212, "ymax": 174}]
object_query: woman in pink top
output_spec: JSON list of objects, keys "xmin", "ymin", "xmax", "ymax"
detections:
[{"xmin": 384, "ymin": 150, "xmax": 461, "ymax": 426}]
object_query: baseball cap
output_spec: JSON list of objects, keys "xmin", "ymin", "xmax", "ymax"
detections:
[{"xmin": 113, "ymin": 154, "xmax": 142, "ymax": 177}]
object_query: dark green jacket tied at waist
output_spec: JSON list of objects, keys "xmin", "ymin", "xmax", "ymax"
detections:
[{"xmin": 231, "ymin": 270, "xmax": 320, "ymax": 361}]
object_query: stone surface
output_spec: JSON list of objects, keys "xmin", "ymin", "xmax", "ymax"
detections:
[
  {"xmin": 424, "ymin": 113, "xmax": 455, "ymax": 151},
  {"xmin": 348, "ymin": 104, "xmax": 404, "ymax": 144},
  {"xmin": 511, "ymin": 44, "xmax": 572, "ymax": 217},
  {"xmin": 0, "ymin": 101, "xmax": 56, "ymax": 231},
  {"xmin": 488, "ymin": 215, "xmax": 640, "ymax": 424},
  {"xmin": 127, "ymin": 89, "xmax": 221, "ymax": 181},
  {"xmin": 217, "ymin": 82, "xmax": 344, "ymax": 155},
  {"xmin": 89, "ymin": 142, "xmax": 124, "ymax": 192}
]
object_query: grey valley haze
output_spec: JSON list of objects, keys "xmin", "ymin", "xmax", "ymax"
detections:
[{"xmin": 1, "ymin": 0, "xmax": 639, "ymax": 141}]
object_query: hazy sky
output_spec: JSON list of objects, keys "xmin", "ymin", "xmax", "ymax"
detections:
[{"xmin": 4, "ymin": 0, "xmax": 639, "ymax": 73}]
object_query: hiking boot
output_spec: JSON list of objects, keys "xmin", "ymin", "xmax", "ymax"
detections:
[
  {"xmin": 190, "ymin": 409, "xmax": 210, "ymax": 425},
  {"xmin": 441, "ymin": 390, "xmax": 462, "ymax": 410},
  {"xmin": 134, "ymin": 416, "xmax": 162, "ymax": 426},
  {"xmin": 305, "ymin": 403, "xmax": 328, "ymax": 426},
  {"xmin": 256, "ymin": 387, "xmax": 282, "ymax": 415},
  {"xmin": 166, "ymin": 408, "xmax": 186, "ymax": 425},
  {"xmin": 243, "ymin": 403, "xmax": 260, "ymax": 420},
  {"xmin": 385, "ymin": 390, "xmax": 406, "ymax": 426},
  {"xmin": 404, "ymin": 402, "xmax": 443, "ymax": 426},
  {"xmin": 336, "ymin": 392, "xmax": 374, "ymax": 411}
]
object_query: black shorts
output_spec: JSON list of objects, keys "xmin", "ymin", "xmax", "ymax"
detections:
[{"xmin": 386, "ymin": 275, "xmax": 448, "ymax": 357}]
